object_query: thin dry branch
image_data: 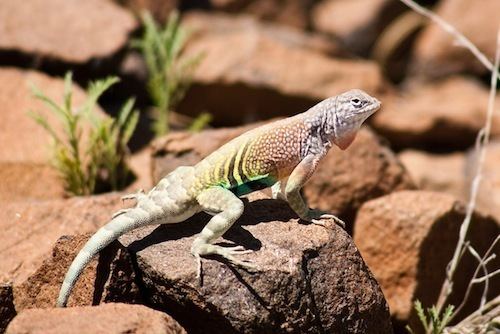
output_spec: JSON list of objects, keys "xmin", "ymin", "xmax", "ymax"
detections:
[
  {"xmin": 435, "ymin": 30, "xmax": 500, "ymax": 320},
  {"xmin": 445, "ymin": 295, "xmax": 500, "ymax": 334}
]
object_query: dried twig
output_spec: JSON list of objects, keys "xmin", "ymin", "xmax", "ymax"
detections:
[
  {"xmin": 445, "ymin": 295, "xmax": 500, "ymax": 334},
  {"xmin": 451, "ymin": 236, "xmax": 499, "ymax": 321},
  {"xmin": 434, "ymin": 30, "xmax": 500, "ymax": 324}
]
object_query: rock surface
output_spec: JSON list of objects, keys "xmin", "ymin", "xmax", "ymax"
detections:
[
  {"xmin": 151, "ymin": 124, "xmax": 415, "ymax": 226},
  {"xmin": 118, "ymin": 0, "xmax": 178, "ymax": 24},
  {"xmin": 303, "ymin": 127, "xmax": 415, "ymax": 221},
  {"xmin": 119, "ymin": 192, "xmax": 392, "ymax": 334},
  {"xmin": 398, "ymin": 150, "xmax": 466, "ymax": 201},
  {"xmin": 0, "ymin": 284, "xmax": 16, "ymax": 334},
  {"xmin": 0, "ymin": 0, "xmax": 137, "ymax": 65},
  {"xmin": 13, "ymin": 233, "xmax": 141, "ymax": 311},
  {"xmin": 0, "ymin": 193, "xmax": 128, "ymax": 285},
  {"xmin": 354, "ymin": 191, "xmax": 500, "ymax": 325},
  {"xmin": 179, "ymin": 12, "xmax": 385, "ymax": 125},
  {"xmin": 0, "ymin": 162, "xmax": 65, "ymax": 202},
  {"xmin": 208, "ymin": 0, "xmax": 314, "ymax": 29},
  {"xmin": 411, "ymin": 0, "xmax": 500, "ymax": 77},
  {"xmin": 6, "ymin": 303, "xmax": 186, "ymax": 334},
  {"xmin": 312, "ymin": 0, "xmax": 403, "ymax": 54},
  {"xmin": 371, "ymin": 77, "xmax": 500, "ymax": 149},
  {"xmin": 465, "ymin": 140, "xmax": 500, "ymax": 223},
  {"xmin": 0, "ymin": 68, "xmax": 109, "ymax": 199}
]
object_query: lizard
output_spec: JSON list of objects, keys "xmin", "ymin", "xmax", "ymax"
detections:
[{"xmin": 57, "ymin": 89, "xmax": 381, "ymax": 307}]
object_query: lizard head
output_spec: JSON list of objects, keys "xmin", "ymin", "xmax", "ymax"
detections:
[{"xmin": 331, "ymin": 89, "xmax": 381, "ymax": 150}]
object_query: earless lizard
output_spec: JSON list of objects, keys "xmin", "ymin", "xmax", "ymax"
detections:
[{"xmin": 57, "ymin": 89, "xmax": 381, "ymax": 307}]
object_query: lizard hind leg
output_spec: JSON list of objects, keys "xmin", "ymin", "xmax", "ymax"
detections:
[{"xmin": 191, "ymin": 187, "xmax": 256, "ymax": 279}]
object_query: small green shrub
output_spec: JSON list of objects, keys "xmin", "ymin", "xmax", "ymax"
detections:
[
  {"xmin": 30, "ymin": 72, "xmax": 139, "ymax": 196},
  {"xmin": 133, "ymin": 10, "xmax": 204, "ymax": 137},
  {"xmin": 407, "ymin": 301, "xmax": 455, "ymax": 334}
]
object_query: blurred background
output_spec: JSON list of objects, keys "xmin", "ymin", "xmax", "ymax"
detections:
[{"xmin": 0, "ymin": 0, "xmax": 499, "ymax": 333}]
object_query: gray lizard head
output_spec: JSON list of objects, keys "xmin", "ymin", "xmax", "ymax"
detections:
[{"xmin": 328, "ymin": 89, "xmax": 381, "ymax": 150}]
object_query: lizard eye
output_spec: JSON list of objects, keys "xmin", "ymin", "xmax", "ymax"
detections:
[{"xmin": 350, "ymin": 98, "xmax": 363, "ymax": 108}]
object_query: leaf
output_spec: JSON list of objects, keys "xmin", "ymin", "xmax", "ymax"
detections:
[
  {"xmin": 63, "ymin": 72, "xmax": 73, "ymax": 113},
  {"xmin": 414, "ymin": 300, "xmax": 429, "ymax": 332},
  {"xmin": 28, "ymin": 111, "xmax": 63, "ymax": 145},
  {"xmin": 134, "ymin": 9, "xmax": 203, "ymax": 137},
  {"xmin": 188, "ymin": 112, "xmax": 212, "ymax": 132},
  {"xmin": 81, "ymin": 76, "xmax": 119, "ymax": 127},
  {"xmin": 30, "ymin": 84, "xmax": 68, "ymax": 123},
  {"xmin": 29, "ymin": 71, "xmax": 136, "ymax": 195}
]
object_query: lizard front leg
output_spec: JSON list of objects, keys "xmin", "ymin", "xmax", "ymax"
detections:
[
  {"xmin": 285, "ymin": 155, "xmax": 345, "ymax": 228},
  {"xmin": 191, "ymin": 187, "xmax": 256, "ymax": 278},
  {"xmin": 271, "ymin": 179, "xmax": 286, "ymax": 200}
]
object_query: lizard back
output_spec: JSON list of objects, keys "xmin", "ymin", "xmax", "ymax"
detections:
[{"xmin": 190, "ymin": 114, "xmax": 311, "ymax": 196}]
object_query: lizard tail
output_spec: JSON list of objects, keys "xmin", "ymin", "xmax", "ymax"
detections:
[{"xmin": 56, "ymin": 194, "xmax": 163, "ymax": 307}]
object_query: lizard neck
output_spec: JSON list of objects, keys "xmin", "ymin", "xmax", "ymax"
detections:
[
  {"xmin": 303, "ymin": 96, "xmax": 361, "ymax": 154},
  {"xmin": 301, "ymin": 99, "xmax": 336, "ymax": 156}
]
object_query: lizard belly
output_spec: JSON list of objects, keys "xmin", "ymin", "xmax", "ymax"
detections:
[{"xmin": 230, "ymin": 175, "xmax": 277, "ymax": 197}]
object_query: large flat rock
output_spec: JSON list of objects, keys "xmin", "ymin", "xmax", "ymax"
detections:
[
  {"xmin": 354, "ymin": 190, "xmax": 500, "ymax": 326},
  {"xmin": 411, "ymin": 0, "xmax": 500, "ymax": 77},
  {"xmin": 398, "ymin": 150, "xmax": 467, "ymax": 201},
  {"xmin": 0, "ymin": 0, "xmax": 137, "ymax": 65},
  {"xmin": 312, "ymin": 0, "xmax": 404, "ymax": 54},
  {"xmin": 0, "ymin": 193, "xmax": 127, "ymax": 285},
  {"xmin": 371, "ymin": 76, "xmax": 500, "ymax": 149},
  {"xmin": 178, "ymin": 12, "xmax": 386, "ymax": 126},
  {"xmin": 119, "ymin": 193, "xmax": 392, "ymax": 333},
  {"xmin": 465, "ymin": 140, "xmax": 500, "ymax": 223},
  {"xmin": 13, "ymin": 234, "xmax": 141, "ymax": 311},
  {"xmin": 6, "ymin": 303, "xmax": 185, "ymax": 334}
]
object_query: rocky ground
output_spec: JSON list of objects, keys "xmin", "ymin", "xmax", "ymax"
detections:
[{"xmin": 0, "ymin": 0, "xmax": 499, "ymax": 333}]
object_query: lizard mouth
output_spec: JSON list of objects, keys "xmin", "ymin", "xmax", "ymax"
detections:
[{"xmin": 361, "ymin": 98, "xmax": 381, "ymax": 116}]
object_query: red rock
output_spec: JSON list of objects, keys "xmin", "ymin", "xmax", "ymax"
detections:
[
  {"xmin": 0, "ymin": 162, "xmax": 64, "ymax": 202},
  {"xmin": 398, "ymin": 150, "xmax": 466, "ymax": 201},
  {"xmin": 0, "ymin": 0, "xmax": 137, "ymax": 65},
  {"xmin": 0, "ymin": 193, "xmax": 128, "ymax": 285},
  {"xmin": 411, "ymin": 0, "xmax": 500, "ymax": 77},
  {"xmin": 312, "ymin": 0, "xmax": 404, "ymax": 54},
  {"xmin": 465, "ymin": 140, "xmax": 500, "ymax": 223},
  {"xmin": 209, "ymin": 0, "xmax": 314, "ymax": 29},
  {"xmin": 303, "ymin": 127, "xmax": 415, "ymax": 221},
  {"xmin": 6, "ymin": 303, "xmax": 186, "ymax": 334},
  {"xmin": 119, "ymin": 192, "xmax": 392, "ymax": 333},
  {"xmin": 0, "ymin": 68, "xmax": 110, "ymax": 200},
  {"xmin": 179, "ymin": 12, "xmax": 385, "ymax": 126},
  {"xmin": 13, "ymin": 234, "xmax": 141, "ymax": 311},
  {"xmin": 371, "ymin": 76, "xmax": 500, "ymax": 149},
  {"xmin": 0, "ymin": 284, "xmax": 16, "ymax": 334},
  {"xmin": 118, "ymin": 0, "xmax": 178, "ymax": 24},
  {"xmin": 126, "ymin": 147, "xmax": 154, "ymax": 192},
  {"xmin": 354, "ymin": 191, "xmax": 500, "ymax": 325}
]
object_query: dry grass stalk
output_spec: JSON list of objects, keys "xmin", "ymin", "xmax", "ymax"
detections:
[{"xmin": 398, "ymin": 1, "xmax": 500, "ymax": 332}]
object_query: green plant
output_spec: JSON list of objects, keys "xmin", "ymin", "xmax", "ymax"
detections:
[
  {"xmin": 133, "ymin": 10, "xmax": 204, "ymax": 137},
  {"xmin": 30, "ymin": 72, "xmax": 139, "ymax": 196},
  {"xmin": 407, "ymin": 301, "xmax": 455, "ymax": 334},
  {"xmin": 188, "ymin": 111, "xmax": 212, "ymax": 133}
]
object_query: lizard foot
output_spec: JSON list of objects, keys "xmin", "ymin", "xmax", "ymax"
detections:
[
  {"xmin": 306, "ymin": 209, "xmax": 346, "ymax": 229},
  {"xmin": 192, "ymin": 244, "xmax": 257, "ymax": 279}
]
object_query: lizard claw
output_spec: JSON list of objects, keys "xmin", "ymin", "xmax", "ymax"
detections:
[
  {"xmin": 307, "ymin": 209, "xmax": 346, "ymax": 228},
  {"xmin": 192, "ymin": 243, "xmax": 258, "ymax": 279},
  {"xmin": 121, "ymin": 189, "xmax": 145, "ymax": 202}
]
